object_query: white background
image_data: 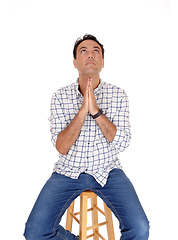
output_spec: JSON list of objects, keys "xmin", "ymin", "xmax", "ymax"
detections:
[{"xmin": 0, "ymin": 0, "xmax": 178, "ymax": 239}]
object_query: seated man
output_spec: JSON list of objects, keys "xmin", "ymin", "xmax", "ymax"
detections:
[{"xmin": 24, "ymin": 34, "xmax": 149, "ymax": 240}]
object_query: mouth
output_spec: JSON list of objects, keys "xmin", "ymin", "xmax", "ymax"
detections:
[{"xmin": 86, "ymin": 61, "xmax": 96, "ymax": 65}]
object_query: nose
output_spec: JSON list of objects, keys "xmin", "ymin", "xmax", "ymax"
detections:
[{"xmin": 88, "ymin": 53, "xmax": 94, "ymax": 59}]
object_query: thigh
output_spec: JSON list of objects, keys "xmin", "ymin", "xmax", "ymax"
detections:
[
  {"xmin": 25, "ymin": 173, "xmax": 85, "ymax": 237},
  {"xmin": 93, "ymin": 169, "xmax": 148, "ymax": 231}
]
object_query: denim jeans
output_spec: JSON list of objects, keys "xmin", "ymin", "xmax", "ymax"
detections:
[{"xmin": 24, "ymin": 169, "xmax": 149, "ymax": 240}]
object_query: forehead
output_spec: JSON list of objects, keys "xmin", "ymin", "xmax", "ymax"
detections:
[{"xmin": 77, "ymin": 39, "xmax": 101, "ymax": 50}]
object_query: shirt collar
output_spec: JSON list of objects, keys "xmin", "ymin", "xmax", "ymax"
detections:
[{"xmin": 74, "ymin": 78, "xmax": 103, "ymax": 98}]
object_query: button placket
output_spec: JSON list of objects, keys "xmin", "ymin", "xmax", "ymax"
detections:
[
  {"xmin": 86, "ymin": 117, "xmax": 94, "ymax": 170},
  {"xmin": 84, "ymin": 115, "xmax": 90, "ymax": 170}
]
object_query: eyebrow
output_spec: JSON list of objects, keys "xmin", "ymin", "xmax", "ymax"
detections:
[
  {"xmin": 93, "ymin": 46, "xmax": 101, "ymax": 50},
  {"xmin": 79, "ymin": 46, "xmax": 101, "ymax": 51},
  {"xmin": 79, "ymin": 46, "xmax": 87, "ymax": 51}
]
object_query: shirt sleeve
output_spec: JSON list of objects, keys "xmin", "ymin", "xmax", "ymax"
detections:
[
  {"xmin": 109, "ymin": 91, "xmax": 131, "ymax": 152},
  {"xmin": 48, "ymin": 92, "xmax": 67, "ymax": 147}
]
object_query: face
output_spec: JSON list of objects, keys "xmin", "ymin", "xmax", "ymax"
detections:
[{"xmin": 73, "ymin": 40, "xmax": 104, "ymax": 77}]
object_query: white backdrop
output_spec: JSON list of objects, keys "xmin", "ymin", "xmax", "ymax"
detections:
[{"xmin": 1, "ymin": 0, "xmax": 178, "ymax": 239}]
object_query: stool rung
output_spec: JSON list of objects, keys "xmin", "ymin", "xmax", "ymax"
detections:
[
  {"xmin": 87, "ymin": 221, "xmax": 107, "ymax": 231},
  {"xmin": 94, "ymin": 205, "xmax": 105, "ymax": 216},
  {"xmin": 70, "ymin": 213, "xmax": 80, "ymax": 224},
  {"xmin": 74, "ymin": 211, "xmax": 80, "ymax": 216},
  {"xmin": 96, "ymin": 232, "xmax": 106, "ymax": 240},
  {"xmin": 86, "ymin": 233, "xmax": 95, "ymax": 239},
  {"xmin": 87, "ymin": 207, "xmax": 93, "ymax": 212},
  {"xmin": 74, "ymin": 207, "xmax": 93, "ymax": 216}
]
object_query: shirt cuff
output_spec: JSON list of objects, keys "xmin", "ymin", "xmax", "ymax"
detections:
[
  {"xmin": 110, "ymin": 127, "xmax": 125, "ymax": 147},
  {"xmin": 51, "ymin": 134, "xmax": 59, "ymax": 147}
]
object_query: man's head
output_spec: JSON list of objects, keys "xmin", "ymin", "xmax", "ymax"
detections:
[
  {"xmin": 73, "ymin": 34, "xmax": 105, "ymax": 59},
  {"xmin": 73, "ymin": 34, "xmax": 104, "ymax": 78}
]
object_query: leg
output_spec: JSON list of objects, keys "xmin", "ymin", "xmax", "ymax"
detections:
[
  {"xmin": 66, "ymin": 201, "xmax": 75, "ymax": 232},
  {"xmin": 79, "ymin": 194, "xmax": 88, "ymax": 240},
  {"xmin": 90, "ymin": 169, "xmax": 150, "ymax": 240},
  {"xmin": 103, "ymin": 202, "xmax": 115, "ymax": 240},
  {"xmin": 91, "ymin": 196, "xmax": 99, "ymax": 240},
  {"xmin": 24, "ymin": 172, "xmax": 86, "ymax": 240}
]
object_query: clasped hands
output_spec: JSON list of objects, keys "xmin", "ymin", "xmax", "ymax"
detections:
[{"xmin": 81, "ymin": 78, "xmax": 99, "ymax": 116}]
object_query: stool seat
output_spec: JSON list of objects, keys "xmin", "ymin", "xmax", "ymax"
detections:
[{"xmin": 66, "ymin": 190, "xmax": 115, "ymax": 240}]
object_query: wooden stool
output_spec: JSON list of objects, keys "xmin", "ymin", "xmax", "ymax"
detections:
[{"xmin": 66, "ymin": 190, "xmax": 115, "ymax": 240}]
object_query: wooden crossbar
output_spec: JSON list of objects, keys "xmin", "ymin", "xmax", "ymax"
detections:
[
  {"xmin": 94, "ymin": 205, "xmax": 105, "ymax": 216},
  {"xmin": 86, "ymin": 233, "xmax": 95, "ymax": 239},
  {"xmin": 74, "ymin": 207, "xmax": 93, "ymax": 216},
  {"xmin": 87, "ymin": 221, "xmax": 107, "ymax": 231},
  {"xmin": 70, "ymin": 213, "xmax": 80, "ymax": 224},
  {"xmin": 96, "ymin": 232, "xmax": 106, "ymax": 240}
]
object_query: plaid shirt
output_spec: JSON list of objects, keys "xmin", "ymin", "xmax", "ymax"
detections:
[{"xmin": 49, "ymin": 79, "xmax": 131, "ymax": 186}]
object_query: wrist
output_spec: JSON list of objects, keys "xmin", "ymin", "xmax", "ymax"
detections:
[
  {"xmin": 90, "ymin": 107, "xmax": 99, "ymax": 116},
  {"xmin": 78, "ymin": 107, "xmax": 88, "ymax": 118},
  {"xmin": 92, "ymin": 109, "xmax": 103, "ymax": 119}
]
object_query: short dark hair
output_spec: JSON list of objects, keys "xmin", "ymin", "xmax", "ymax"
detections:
[{"xmin": 73, "ymin": 34, "xmax": 104, "ymax": 59}]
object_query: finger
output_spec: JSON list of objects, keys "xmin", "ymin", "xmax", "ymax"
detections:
[
  {"xmin": 88, "ymin": 82, "xmax": 92, "ymax": 98},
  {"xmin": 85, "ymin": 84, "xmax": 89, "ymax": 97},
  {"xmin": 88, "ymin": 78, "xmax": 92, "ymax": 87}
]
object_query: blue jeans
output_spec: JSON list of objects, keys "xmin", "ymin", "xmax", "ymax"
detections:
[{"xmin": 24, "ymin": 169, "xmax": 149, "ymax": 240}]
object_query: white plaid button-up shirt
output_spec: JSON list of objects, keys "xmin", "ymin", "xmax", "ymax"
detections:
[{"xmin": 49, "ymin": 79, "xmax": 131, "ymax": 186}]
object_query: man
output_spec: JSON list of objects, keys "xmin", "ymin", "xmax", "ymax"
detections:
[{"xmin": 24, "ymin": 34, "xmax": 149, "ymax": 240}]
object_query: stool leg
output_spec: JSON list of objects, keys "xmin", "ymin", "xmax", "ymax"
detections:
[
  {"xmin": 91, "ymin": 196, "xmax": 99, "ymax": 240},
  {"xmin": 103, "ymin": 203, "xmax": 115, "ymax": 240},
  {"xmin": 66, "ymin": 201, "xmax": 74, "ymax": 232},
  {"xmin": 79, "ymin": 194, "xmax": 88, "ymax": 240}
]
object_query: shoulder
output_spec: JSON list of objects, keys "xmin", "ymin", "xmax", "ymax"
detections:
[
  {"xmin": 101, "ymin": 81, "xmax": 128, "ymax": 97},
  {"xmin": 52, "ymin": 82, "xmax": 76, "ymax": 100}
]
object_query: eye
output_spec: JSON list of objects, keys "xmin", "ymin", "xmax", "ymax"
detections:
[
  {"xmin": 81, "ymin": 49, "xmax": 86, "ymax": 53},
  {"xmin": 94, "ymin": 49, "xmax": 99, "ymax": 53}
]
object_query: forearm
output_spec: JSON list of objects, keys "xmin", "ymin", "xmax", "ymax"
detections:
[
  {"xmin": 95, "ymin": 113, "xmax": 117, "ymax": 143},
  {"xmin": 87, "ymin": 79, "xmax": 117, "ymax": 142},
  {"xmin": 56, "ymin": 109, "xmax": 86, "ymax": 155}
]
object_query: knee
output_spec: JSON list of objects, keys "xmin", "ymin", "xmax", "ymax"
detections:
[
  {"xmin": 24, "ymin": 222, "xmax": 58, "ymax": 240},
  {"xmin": 24, "ymin": 223, "xmax": 43, "ymax": 240},
  {"xmin": 133, "ymin": 218, "xmax": 150, "ymax": 239}
]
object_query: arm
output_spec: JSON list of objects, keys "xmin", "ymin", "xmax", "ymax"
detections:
[
  {"xmin": 95, "ymin": 114, "xmax": 117, "ymax": 143},
  {"xmin": 88, "ymin": 79, "xmax": 131, "ymax": 150},
  {"xmin": 88, "ymin": 79, "xmax": 117, "ymax": 142},
  {"xmin": 55, "ymin": 84, "xmax": 89, "ymax": 155},
  {"xmin": 56, "ymin": 109, "xmax": 86, "ymax": 155}
]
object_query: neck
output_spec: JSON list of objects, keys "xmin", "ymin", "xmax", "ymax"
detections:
[{"xmin": 78, "ymin": 74, "xmax": 100, "ymax": 96}]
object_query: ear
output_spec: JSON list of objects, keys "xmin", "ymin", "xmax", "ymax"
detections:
[
  {"xmin": 73, "ymin": 59, "xmax": 77, "ymax": 69},
  {"xmin": 102, "ymin": 59, "xmax": 104, "ymax": 68}
]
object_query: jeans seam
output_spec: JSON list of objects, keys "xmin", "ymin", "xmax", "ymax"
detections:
[
  {"xmin": 92, "ymin": 188, "xmax": 125, "ymax": 230},
  {"xmin": 52, "ymin": 189, "xmax": 83, "ymax": 233},
  {"xmin": 56, "ymin": 232, "xmax": 66, "ymax": 240}
]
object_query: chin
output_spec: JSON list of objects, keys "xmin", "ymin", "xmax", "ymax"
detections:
[{"xmin": 84, "ymin": 69, "xmax": 100, "ymax": 76}]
